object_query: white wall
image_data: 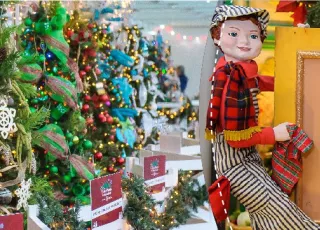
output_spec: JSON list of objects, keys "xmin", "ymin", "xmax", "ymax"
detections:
[{"xmin": 160, "ymin": 27, "xmax": 209, "ymax": 98}]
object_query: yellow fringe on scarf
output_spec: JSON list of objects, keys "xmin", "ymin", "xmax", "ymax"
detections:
[
  {"xmin": 223, "ymin": 126, "xmax": 261, "ymax": 141},
  {"xmin": 205, "ymin": 128, "xmax": 216, "ymax": 141}
]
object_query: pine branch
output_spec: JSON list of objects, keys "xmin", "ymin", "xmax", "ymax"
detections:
[
  {"xmin": 0, "ymin": 51, "xmax": 20, "ymax": 80},
  {"xmin": 0, "ymin": 25, "xmax": 20, "ymax": 48},
  {"xmin": 24, "ymin": 107, "xmax": 50, "ymax": 131},
  {"xmin": 15, "ymin": 81, "xmax": 37, "ymax": 99}
]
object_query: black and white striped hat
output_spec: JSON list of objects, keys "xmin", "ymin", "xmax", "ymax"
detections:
[{"xmin": 210, "ymin": 5, "xmax": 269, "ymax": 36}]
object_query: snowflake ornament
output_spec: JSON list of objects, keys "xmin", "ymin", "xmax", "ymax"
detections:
[
  {"xmin": 0, "ymin": 99, "xmax": 17, "ymax": 139},
  {"xmin": 15, "ymin": 178, "xmax": 32, "ymax": 210}
]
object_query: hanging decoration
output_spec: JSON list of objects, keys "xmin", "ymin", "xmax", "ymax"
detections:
[{"xmin": 0, "ymin": 99, "xmax": 17, "ymax": 139}]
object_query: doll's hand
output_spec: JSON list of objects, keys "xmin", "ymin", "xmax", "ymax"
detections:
[{"xmin": 273, "ymin": 122, "xmax": 291, "ymax": 142}]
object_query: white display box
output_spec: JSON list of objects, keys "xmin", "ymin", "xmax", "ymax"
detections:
[{"xmin": 28, "ymin": 205, "xmax": 92, "ymax": 230}]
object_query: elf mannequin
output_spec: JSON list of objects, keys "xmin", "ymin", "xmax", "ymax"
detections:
[{"xmin": 205, "ymin": 5, "xmax": 319, "ymax": 229}]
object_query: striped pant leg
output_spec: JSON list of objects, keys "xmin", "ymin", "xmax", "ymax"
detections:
[{"xmin": 222, "ymin": 157, "xmax": 320, "ymax": 230}]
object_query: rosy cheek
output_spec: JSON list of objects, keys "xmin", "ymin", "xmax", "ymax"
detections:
[{"xmin": 221, "ymin": 36, "xmax": 236, "ymax": 47}]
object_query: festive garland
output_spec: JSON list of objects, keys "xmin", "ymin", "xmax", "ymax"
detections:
[{"xmin": 123, "ymin": 171, "xmax": 208, "ymax": 230}]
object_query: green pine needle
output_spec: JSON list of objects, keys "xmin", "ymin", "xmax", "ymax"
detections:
[
  {"xmin": 24, "ymin": 107, "xmax": 50, "ymax": 131},
  {"xmin": 307, "ymin": 1, "xmax": 320, "ymax": 28},
  {"xmin": 15, "ymin": 81, "xmax": 38, "ymax": 99}
]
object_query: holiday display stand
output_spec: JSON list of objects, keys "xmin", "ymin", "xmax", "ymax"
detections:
[
  {"xmin": 28, "ymin": 205, "xmax": 91, "ymax": 230},
  {"xmin": 126, "ymin": 132, "xmax": 217, "ymax": 229}
]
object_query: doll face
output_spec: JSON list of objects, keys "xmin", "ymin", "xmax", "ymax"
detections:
[{"xmin": 215, "ymin": 20, "xmax": 262, "ymax": 62}]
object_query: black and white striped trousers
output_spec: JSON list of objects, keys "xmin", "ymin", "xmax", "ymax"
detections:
[{"xmin": 214, "ymin": 133, "xmax": 320, "ymax": 230}]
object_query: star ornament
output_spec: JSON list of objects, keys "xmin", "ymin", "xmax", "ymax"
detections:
[{"xmin": 15, "ymin": 178, "xmax": 32, "ymax": 210}]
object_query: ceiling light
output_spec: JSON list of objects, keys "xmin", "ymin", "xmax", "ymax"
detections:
[
  {"xmin": 160, "ymin": 25, "xmax": 165, "ymax": 29},
  {"xmin": 183, "ymin": 35, "xmax": 187, "ymax": 40},
  {"xmin": 171, "ymin": 31, "xmax": 175, "ymax": 36}
]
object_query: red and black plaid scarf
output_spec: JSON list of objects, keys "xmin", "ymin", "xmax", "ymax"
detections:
[{"xmin": 207, "ymin": 62, "xmax": 260, "ymax": 141}]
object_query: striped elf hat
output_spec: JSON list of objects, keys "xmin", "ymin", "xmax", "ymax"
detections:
[{"xmin": 210, "ymin": 5, "xmax": 270, "ymax": 36}]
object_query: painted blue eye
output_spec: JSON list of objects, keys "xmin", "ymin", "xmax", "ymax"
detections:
[
  {"xmin": 251, "ymin": 34, "xmax": 258, "ymax": 39},
  {"xmin": 228, "ymin": 32, "xmax": 237, "ymax": 37}
]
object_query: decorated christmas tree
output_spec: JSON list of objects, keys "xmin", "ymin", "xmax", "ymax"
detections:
[
  {"xmin": 66, "ymin": 10, "xmax": 138, "ymax": 176},
  {"xmin": 0, "ymin": 24, "xmax": 45, "ymax": 214},
  {"xmin": 20, "ymin": 1, "xmax": 94, "ymax": 205}
]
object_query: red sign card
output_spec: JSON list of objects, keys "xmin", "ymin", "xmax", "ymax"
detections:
[
  {"xmin": 143, "ymin": 155, "xmax": 166, "ymax": 193},
  {"xmin": 0, "ymin": 213, "xmax": 23, "ymax": 230},
  {"xmin": 90, "ymin": 172, "xmax": 122, "ymax": 229}
]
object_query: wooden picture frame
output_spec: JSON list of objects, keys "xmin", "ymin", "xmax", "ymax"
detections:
[{"xmin": 295, "ymin": 51, "xmax": 320, "ymax": 223}]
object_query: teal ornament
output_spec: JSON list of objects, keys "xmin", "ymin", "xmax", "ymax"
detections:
[
  {"xmin": 53, "ymin": 66, "xmax": 58, "ymax": 73},
  {"xmin": 38, "ymin": 95, "xmax": 49, "ymax": 102}
]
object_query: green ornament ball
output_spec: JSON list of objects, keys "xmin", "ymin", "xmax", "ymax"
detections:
[
  {"xmin": 30, "ymin": 107, "xmax": 37, "ymax": 113},
  {"xmin": 31, "ymin": 98, "xmax": 38, "ymax": 104},
  {"xmin": 66, "ymin": 132, "xmax": 73, "ymax": 140},
  {"xmin": 83, "ymin": 140, "xmax": 93, "ymax": 150},
  {"xmin": 50, "ymin": 166, "xmax": 58, "ymax": 174},
  {"xmin": 63, "ymin": 175, "xmax": 71, "ymax": 183},
  {"xmin": 78, "ymin": 196, "xmax": 90, "ymax": 205},
  {"xmin": 68, "ymin": 142, "xmax": 73, "ymax": 147},
  {"xmin": 39, "ymin": 55, "xmax": 45, "ymax": 62},
  {"xmin": 24, "ymin": 18, "xmax": 32, "ymax": 26},
  {"xmin": 73, "ymin": 136, "xmax": 79, "ymax": 144},
  {"xmin": 53, "ymin": 66, "xmax": 58, "ymax": 73},
  {"xmin": 72, "ymin": 184, "xmax": 85, "ymax": 196}
]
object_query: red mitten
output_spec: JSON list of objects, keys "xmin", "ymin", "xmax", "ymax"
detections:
[{"xmin": 208, "ymin": 176, "xmax": 231, "ymax": 223}]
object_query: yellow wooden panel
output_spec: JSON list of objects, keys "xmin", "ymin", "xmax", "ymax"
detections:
[
  {"xmin": 274, "ymin": 27, "xmax": 320, "ymax": 125},
  {"xmin": 233, "ymin": 0, "xmax": 293, "ymax": 24}
]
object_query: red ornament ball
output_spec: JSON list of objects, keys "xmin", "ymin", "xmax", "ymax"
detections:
[
  {"xmin": 95, "ymin": 68, "xmax": 101, "ymax": 75},
  {"xmin": 100, "ymin": 94, "xmax": 109, "ymax": 102},
  {"xmin": 79, "ymin": 70, "xmax": 86, "ymax": 77},
  {"xmin": 94, "ymin": 152, "xmax": 103, "ymax": 160},
  {"xmin": 109, "ymin": 135, "xmax": 115, "ymax": 141},
  {"xmin": 88, "ymin": 23, "xmax": 94, "ymax": 29},
  {"xmin": 88, "ymin": 49, "xmax": 96, "ymax": 57},
  {"xmin": 117, "ymin": 157, "xmax": 125, "ymax": 164},
  {"xmin": 108, "ymin": 166, "xmax": 114, "ymax": 173},
  {"xmin": 67, "ymin": 30, "xmax": 74, "ymax": 38},
  {"xmin": 111, "ymin": 128, "xmax": 116, "ymax": 134},
  {"xmin": 98, "ymin": 114, "xmax": 106, "ymax": 122},
  {"xmin": 86, "ymin": 117, "xmax": 94, "ymax": 125},
  {"xmin": 84, "ymin": 95, "xmax": 91, "ymax": 102},
  {"xmin": 82, "ymin": 104, "xmax": 90, "ymax": 112},
  {"xmin": 84, "ymin": 65, "xmax": 92, "ymax": 72},
  {"xmin": 107, "ymin": 116, "xmax": 113, "ymax": 124}
]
